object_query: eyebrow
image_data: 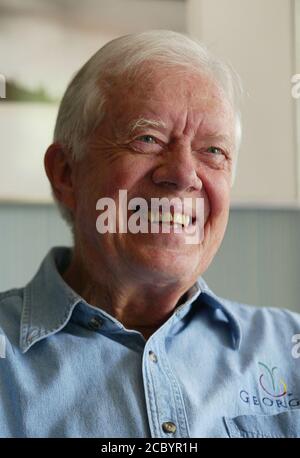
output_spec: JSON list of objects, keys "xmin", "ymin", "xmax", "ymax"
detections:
[
  {"xmin": 201, "ymin": 133, "xmax": 233, "ymax": 146},
  {"xmin": 120, "ymin": 118, "xmax": 233, "ymax": 150},
  {"xmin": 128, "ymin": 118, "xmax": 167, "ymax": 135}
]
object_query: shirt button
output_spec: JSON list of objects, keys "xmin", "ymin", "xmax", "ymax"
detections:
[
  {"xmin": 88, "ymin": 316, "xmax": 103, "ymax": 331},
  {"xmin": 162, "ymin": 421, "xmax": 177, "ymax": 434},
  {"xmin": 148, "ymin": 351, "xmax": 158, "ymax": 363}
]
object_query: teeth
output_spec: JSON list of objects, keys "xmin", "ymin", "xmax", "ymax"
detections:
[
  {"xmin": 148, "ymin": 211, "xmax": 159, "ymax": 223},
  {"xmin": 161, "ymin": 212, "xmax": 172, "ymax": 223},
  {"xmin": 147, "ymin": 211, "xmax": 191, "ymax": 227},
  {"xmin": 173, "ymin": 213, "xmax": 190, "ymax": 227}
]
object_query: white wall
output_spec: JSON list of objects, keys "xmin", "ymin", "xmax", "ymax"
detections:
[
  {"xmin": 187, "ymin": 0, "xmax": 297, "ymax": 205},
  {"xmin": 0, "ymin": 0, "xmax": 187, "ymax": 203}
]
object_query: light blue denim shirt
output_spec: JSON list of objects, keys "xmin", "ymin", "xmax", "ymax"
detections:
[{"xmin": 1, "ymin": 246, "xmax": 300, "ymax": 438}]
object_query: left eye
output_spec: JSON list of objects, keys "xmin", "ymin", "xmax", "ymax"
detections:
[
  {"xmin": 207, "ymin": 146, "xmax": 223, "ymax": 155},
  {"xmin": 136, "ymin": 135, "xmax": 157, "ymax": 144}
]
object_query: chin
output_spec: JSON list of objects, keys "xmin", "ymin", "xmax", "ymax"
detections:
[{"xmin": 129, "ymin": 241, "xmax": 202, "ymax": 283}]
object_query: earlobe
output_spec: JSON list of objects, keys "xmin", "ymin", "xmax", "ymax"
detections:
[{"xmin": 44, "ymin": 143, "xmax": 76, "ymax": 212}]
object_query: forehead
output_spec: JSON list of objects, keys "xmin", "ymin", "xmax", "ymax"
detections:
[{"xmin": 106, "ymin": 66, "xmax": 234, "ymax": 138}]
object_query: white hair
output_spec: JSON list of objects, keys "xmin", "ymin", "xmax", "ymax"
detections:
[{"xmin": 53, "ymin": 30, "xmax": 243, "ymax": 226}]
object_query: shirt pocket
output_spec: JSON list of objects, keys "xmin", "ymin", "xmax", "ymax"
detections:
[{"xmin": 224, "ymin": 410, "xmax": 300, "ymax": 438}]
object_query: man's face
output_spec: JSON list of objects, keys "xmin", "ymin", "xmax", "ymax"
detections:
[{"xmin": 72, "ymin": 66, "xmax": 236, "ymax": 285}]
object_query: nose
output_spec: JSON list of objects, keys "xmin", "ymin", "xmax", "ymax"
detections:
[{"xmin": 151, "ymin": 146, "xmax": 202, "ymax": 192}]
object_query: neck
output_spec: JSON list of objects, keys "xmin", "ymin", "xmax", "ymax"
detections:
[{"xmin": 62, "ymin": 247, "xmax": 194, "ymax": 340}]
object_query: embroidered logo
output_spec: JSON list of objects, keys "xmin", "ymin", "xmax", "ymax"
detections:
[
  {"xmin": 239, "ymin": 361, "xmax": 300, "ymax": 409},
  {"xmin": 258, "ymin": 361, "xmax": 287, "ymax": 398}
]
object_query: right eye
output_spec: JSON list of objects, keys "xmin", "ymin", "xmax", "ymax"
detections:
[
  {"xmin": 136, "ymin": 135, "xmax": 158, "ymax": 144},
  {"xmin": 131, "ymin": 135, "xmax": 163, "ymax": 154}
]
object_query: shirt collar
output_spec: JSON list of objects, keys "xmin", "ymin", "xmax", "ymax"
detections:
[
  {"xmin": 196, "ymin": 277, "xmax": 242, "ymax": 350},
  {"xmin": 20, "ymin": 247, "xmax": 242, "ymax": 353},
  {"xmin": 20, "ymin": 247, "xmax": 82, "ymax": 353}
]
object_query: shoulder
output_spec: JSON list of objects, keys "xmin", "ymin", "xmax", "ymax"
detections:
[
  {"xmin": 199, "ymin": 277, "xmax": 300, "ymax": 331},
  {"xmin": 224, "ymin": 298, "xmax": 300, "ymax": 331},
  {"xmin": 0, "ymin": 287, "xmax": 24, "ymax": 350},
  {"xmin": 199, "ymin": 278, "xmax": 300, "ymax": 355},
  {"xmin": 0, "ymin": 287, "xmax": 23, "ymax": 315},
  {"xmin": 198, "ymin": 270, "xmax": 300, "ymax": 330},
  {"xmin": 218, "ymin": 296, "xmax": 300, "ymax": 359}
]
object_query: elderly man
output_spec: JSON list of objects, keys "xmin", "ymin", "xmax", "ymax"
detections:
[{"xmin": 1, "ymin": 30, "xmax": 300, "ymax": 439}]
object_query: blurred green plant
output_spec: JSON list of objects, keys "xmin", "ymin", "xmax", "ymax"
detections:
[{"xmin": 3, "ymin": 79, "xmax": 58, "ymax": 103}]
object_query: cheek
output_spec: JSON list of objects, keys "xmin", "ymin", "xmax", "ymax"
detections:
[
  {"xmin": 91, "ymin": 156, "xmax": 152, "ymax": 199},
  {"xmin": 202, "ymin": 173, "xmax": 230, "ymax": 221},
  {"xmin": 74, "ymin": 157, "xmax": 152, "ymax": 226},
  {"xmin": 103, "ymin": 168, "xmax": 141, "ymax": 198}
]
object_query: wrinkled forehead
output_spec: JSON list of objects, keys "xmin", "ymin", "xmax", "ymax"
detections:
[{"xmin": 105, "ymin": 66, "xmax": 235, "ymax": 139}]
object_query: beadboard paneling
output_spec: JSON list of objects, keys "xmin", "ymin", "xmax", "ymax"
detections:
[{"xmin": 1, "ymin": 204, "xmax": 300, "ymax": 312}]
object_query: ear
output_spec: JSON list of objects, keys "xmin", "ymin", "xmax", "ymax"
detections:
[{"xmin": 44, "ymin": 143, "xmax": 76, "ymax": 213}]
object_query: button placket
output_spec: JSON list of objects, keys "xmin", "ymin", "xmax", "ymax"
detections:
[{"xmin": 143, "ymin": 336, "xmax": 189, "ymax": 438}]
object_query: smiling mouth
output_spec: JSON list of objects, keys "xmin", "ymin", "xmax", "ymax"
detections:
[
  {"xmin": 147, "ymin": 211, "xmax": 196, "ymax": 227},
  {"xmin": 132, "ymin": 206, "xmax": 197, "ymax": 228}
]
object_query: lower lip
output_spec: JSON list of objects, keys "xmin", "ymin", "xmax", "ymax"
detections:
[{"xmin": 148, "ymin": 220, "xmax": 190, "ymax": 229}]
